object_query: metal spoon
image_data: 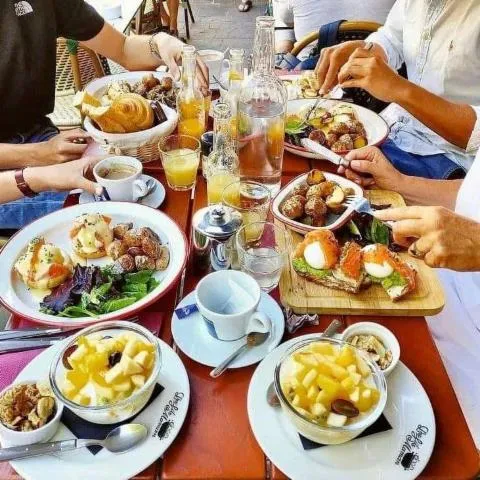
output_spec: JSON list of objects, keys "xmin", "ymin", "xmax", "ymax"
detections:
[
  {"xmin": 210, "ymin": 331, "xmax": 269, "ymax": 378},
  {"xmin": 0, "ymin": 423, "xmax": 148, "ymax": 462},
  {"xmin": 136, "ymin": 178, "xmax": 157, "ymax": 201},
  {"xmin": 266, "ymin": 318, "xmax": 343, "ymax": 408}
]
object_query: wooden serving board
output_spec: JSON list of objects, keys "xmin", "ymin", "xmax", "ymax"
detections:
[{"xmin": 279, "ymin": 190, "xmax": 445, "ymax": 316}]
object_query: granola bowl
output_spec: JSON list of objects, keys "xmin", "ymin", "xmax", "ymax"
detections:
[
  {"xmin": 0, "ymin": 381, "xmax": 63, "ymax": 447},
  {"xmin": 341, "ymin": 322, "xmax": 400, "ymax": 377},
  {"xmin": 49, "ymin": 321, "xmax": 161, "ymax": 425}
]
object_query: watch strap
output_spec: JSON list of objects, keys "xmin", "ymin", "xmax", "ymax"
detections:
[{"xmin": 14, "ymin": 169, "xmax": 37, "ymax": 198}]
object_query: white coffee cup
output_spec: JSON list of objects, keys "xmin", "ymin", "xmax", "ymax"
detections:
[
  {"xmin": 93, "ymin": 156, "xmax": 148, "ymax": 202},
  {"xmin": 197, "ymin": 49, "xmax": 225, "ymax": 84},
  {"xmin": 195, "ymin": 270, "xmax": 271, "ymax": 341}
]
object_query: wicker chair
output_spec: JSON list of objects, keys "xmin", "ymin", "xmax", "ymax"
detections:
[
  {"xmin": 291, "ymin": 21, "xmax": 390, "ymax": 113},
  {"xmin": 49, "ymin": 38, "xmax": 107, "ymax": 130}
]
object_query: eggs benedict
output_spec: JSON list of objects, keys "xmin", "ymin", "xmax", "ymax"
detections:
[{"xmin": 70, "ymin": 213, "xmax": 113, "ymax": 259}]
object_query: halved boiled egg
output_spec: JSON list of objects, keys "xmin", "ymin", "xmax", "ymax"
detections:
[
  {"xmin": 362, "ymin": 244, "xmax": 394, "ymax": 278},
  {"xmin": 304, "ymin": 241, "xmax": 328, "ymax": 269}
]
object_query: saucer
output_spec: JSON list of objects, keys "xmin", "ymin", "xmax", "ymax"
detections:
[
  {"xmin": 79, "ymin": 174, "xmax": 165, "ymax": 208},
  {"xmin": 172, "ymin": 290, "xmax": 285, "ymax": 368}
]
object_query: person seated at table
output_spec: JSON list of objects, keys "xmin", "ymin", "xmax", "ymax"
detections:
[
  {"xmin": 0, "ymin": 156, "xmax": 102, "ymax": 205},
  {"xmin": 0, "ymin": 0, "xmax": 208, "ymax": 230},
  {"xmin": 273, "ymin": 0, "xmax": 395, "ymax": 70},
  {"xmin": 339, "ymin": 144, "xmax": 480, "ymax": 448},
  {"xmin": 314, "ymin": 0, "xmax": 480, "ymax": 181}
]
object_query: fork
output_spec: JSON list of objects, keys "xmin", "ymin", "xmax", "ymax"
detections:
[{"xmin": 343, "ymin": 195, "xmax": 375, "ymax": 215}]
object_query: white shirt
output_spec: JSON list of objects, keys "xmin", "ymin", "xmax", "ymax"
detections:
[
  {"xmin": 367, "ymin": 0, "xmax": 480, "ymax": 171},
  {"xmin": 273, "ymin": 0, "xmax": 395, "ymax": 60},
  {"xmin": 426, "ymin": 149, "xmax": 480, "ymax": 448}
]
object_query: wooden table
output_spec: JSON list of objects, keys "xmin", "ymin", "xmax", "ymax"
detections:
[{"xmin": 2, "ymin": 153, "xmax": 479, "ymax": 480}]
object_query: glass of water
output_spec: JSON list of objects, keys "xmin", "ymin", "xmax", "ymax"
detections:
[{"xmin": 236, "ymin": 221, "xmax": 291, "ymax": 292}]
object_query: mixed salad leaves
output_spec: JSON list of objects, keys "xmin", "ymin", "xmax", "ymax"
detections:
[{"xmin": 40, "ymin": 265, "xmax": 159, "ymax": 317}]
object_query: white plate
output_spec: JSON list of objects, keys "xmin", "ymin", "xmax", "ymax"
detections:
[
  {"xmin": 285, "ymin": 99, "xmax": 389, "ymax": 160},
  {"xmin": 248, "ymin": 334, "xmax": 436, "ymax": 480},
  {"xmin": 172, "ymin": 290, "xmax": 285, "ymax": 368},
  {"xmin": 271, "ymin": 171, "xmax": 363, "ymax": 234},
  {"xmin": 0, "ymin": 202, "xmax": 187, "ymax": 327},
  {"xmin": 9, "ymin": 337, "xmax": 190, "ymax": 480},
  {"xmin": 278, "ymin": 75, "xmax": 344, "ymax": 101},
  {"xmin": 79, "ymin": 175, "xmax": 166, "ymax": 209}
]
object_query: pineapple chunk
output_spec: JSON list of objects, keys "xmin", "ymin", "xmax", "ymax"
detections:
[
  {"xmin": 346, "ymin": 364, "xmax": 357, "ymax": 374},
  {"xmin": 294, "ymin": 406, "xmax": 313, "ymax": 419},
  {"xmin": 93, "ymin": 382, "xmax": 114, "ymax": 401},
  {"xmin": 124, "ymin": 339, "xmax": 138, "ymax": 358},
  {"xmin": 131, "ymin": 374, "xmax": 146, "ymax": 388},
  {"xmin": 104, "ymin": 363, "xmax": 124, "ymax": 384},
  {"xmin": 73, "ymin": 393, "xmax": 91, "ymax": 406},
  {"xmin": 294, "ymin": 352, "xmax": 319, "ymax": 367},
  {"xmin": 349, "ymin": 387, "xmax": 360, "ymax": 403},
  {"xmin": 356, "ymin": 353, "xmax": 371, "ymax": 377},
  {"xmin": 311, "ymin": 402, "xmax": 327, "ymax": 417},
  {"xmin": 133, "ymin": 351, "xmax": 150, "ymax": 368},
  {"xmin": 328, "ymin": 363, "xmax": 349, "ymax": 380},
  {"xmin": 66, "ymin": 369, "xmax": 88, "ymax": 389},
  {"xmin": 62, "ymin": 379, "xmax": 77, "ymax": 397},
  {"xmin": 316, "ymin": 373, "xmax": 340, "ymax": 397},
  {"xmin": 302, "ymin": 368, "xmax": 318, "ymax": 389},
  {"xmin": 336, "ymin": 345, "xmax": 355, "ymax": 367},
  {"xmin": 309, "ymin": 342, "xmax": 334, "ymax": 355},
  {"xmin": 349, "ymin": 371, "xmax": 362, "ymax": 386},
  {"xmin": 307, "ymin": 385, "xmax": 319, "ymax": 400},
  {"xmin": 120, "ymin": 354, "xmax": 143, "ymax": 376},
  {"xmin": 113, "ymin": 379, "xmax": 132, "ymax": 392},
  {"xmin": 356, "ymin": 388, "xmax": 372, "ymax": 412},
  {"xmin": 340, "ymin": 376, "xmax": 356, "ymax": 394},
  {"xmin": 326, "ymin": 412, "xmax": 347, "ymax": 427},
  {"xmin": 316, "ymin": 389, "xmax": 333, "ymax": 406},
  {"xmin": 69, "ymin": 343, "xmax": 88, "ymax": 363}
]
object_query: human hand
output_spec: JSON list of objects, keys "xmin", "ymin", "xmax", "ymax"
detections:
[
  {"xmin": 155, "ymin": 33, "xmax": 209, "ymax": 94},
  {"xmin": 34, "ymin": 129, "xmax": 91, "ymax": 166},
  {"xmin": 338, "ymin": 146, "xmax": 403, "ymax": 190},
  {"xmin": 375, "ymin": 206, "xmax": 480, "ymax": 271},
  {"xmin": 337, "ymin": 47, "xmax": 405, "ymax": 103},
  {"xmin": 25, "ymin": 156, "xmax": 103, "ymax": 195},
  {"xmin": 314, "ymin": 40, "xmax": 365, "ymax": 95}
]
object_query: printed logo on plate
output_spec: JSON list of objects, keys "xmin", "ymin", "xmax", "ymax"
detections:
[
  {"xmin": 394, "ymin": 424, "xmax": 430, "ymax": 471},
  {"xmin": 153, "ymin": 391, "xmax": 185, "ymax": 440},
  {"xmin": 14, "ymin": 1, "xmax": 33, "ymax": 16}
]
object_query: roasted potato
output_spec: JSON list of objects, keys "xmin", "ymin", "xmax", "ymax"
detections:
[
  {"xmin": 113, "ymin": 222, "xmax": 133, "ymax": 240},
  {"xmin": 325, "ymin": 133, "xmax": 338, "ymax": 148},
  {"xmin": 106, "ymin": 239, "xmax": 128, "ymax": 260},
  {"xmin": 116, "ymin": 254, "xmax": 136, "ymax": 273},
  {"xmin": 127, "ymin": 246, "xmax": 144, "ymax": 257},
  {"xmin": 307, "ymin": 181, "xmax": 335, "ymax": 199},
  {"xmin": 305, "ymin": 196, "xmax": 327, "ymax": 219},
  {"xmin": 311, "ymin": 216, "xmax": 326, "ymax": 227},
  {"xmin": 326, "ymin": 185, "xmax": 346, "ymax": 211},
  {"xmin": 141, "ymin": 237, "xmax": 163, "ymax": 259},
  {"xmin": 308, "ymin": 130, "xmax": 326, "ymax": 146},
  {"xmin": 156, "ymin": 246, "xmax": 170, "ymax": 270},
  {"xmin": 306, "ymin": 169, "xmax": 326, "ymax": 185},
  {"xmin": 281, "ymin": 196, "xmax": 305, "ymax": 220},
  {"xmin": 330, "ymin": 122, "xmax": 350, "ymax": 135},
  {"xmin": 123, "ymin": 229, "xmax": 143, "ymax": 247},
  {"xmin": 135, "ymin": 255, "xmax": 156, "ymax": 271},
  {"xmin": 138, "ymin": 227, "xmax": 160, "ymax": 242},
  {"xmin": 292, "ymin": 182, "xmax": 309, "ymax": 197},
  {"xmin": 353, "ymin": 136, "xmax": 368, "ymax": 149}
]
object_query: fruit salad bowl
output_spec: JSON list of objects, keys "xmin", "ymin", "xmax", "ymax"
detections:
[
  {"xmin": 274, "ymin": 336, "xmax": 387, "ymax": 445},
  {"xmin": 49, "ymin": 321, "xmax": 161, "ymax": 424}
]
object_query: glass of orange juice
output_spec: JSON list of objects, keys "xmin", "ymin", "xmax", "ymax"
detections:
[{"xmin": 158, "ymin": 135, "xmax": 200, "ymax": 191}]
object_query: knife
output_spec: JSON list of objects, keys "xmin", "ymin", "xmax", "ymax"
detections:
[
  {"xmin": 300, "ymin": 138, "xmax": 350, "ymax": 168},
  {"xmin": 0, "ymin": 338, "xmax": 63, "ymax": 354},
  {"xmin": 0, "ymin": 328, "xmax": 64, "ymax": 341}
]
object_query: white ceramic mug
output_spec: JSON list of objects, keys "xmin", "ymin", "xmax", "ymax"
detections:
[
  {"xmin": 93, "ymin": 156, "xmax": 148, "ymax": 202},
  {"xmin": 197, "ymin": 49, "xmax": 225, "ymax": 85},
  {"xmin": 195, "ymin": 270, "xmax": 271, "ymax": 341}
]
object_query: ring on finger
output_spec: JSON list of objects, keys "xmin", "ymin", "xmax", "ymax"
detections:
[{"xmin": 408, "ymin": 241, "xmax": 427, "ymax": 259}]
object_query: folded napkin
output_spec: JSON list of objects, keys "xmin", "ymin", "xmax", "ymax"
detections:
[{"xmin": 0, "ymin": 312, "xmax": 164, "ymax": 393}]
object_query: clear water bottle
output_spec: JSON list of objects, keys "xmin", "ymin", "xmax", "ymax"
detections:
[{"xmin": 237, "ymin": 16, "xmax": 287, "ymax": 195}]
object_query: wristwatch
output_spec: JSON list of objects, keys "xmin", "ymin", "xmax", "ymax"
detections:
[
  {"xmin": 14, "ymin": 169, "xmax": 38, "ymax": 198},
  {"xmin": 149, "ymin": 33, "xmax": 163, "ymax": 62}
]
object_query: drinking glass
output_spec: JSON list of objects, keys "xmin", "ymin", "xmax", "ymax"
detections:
[
  {"xmin": 158, "ymin": 134, "xmax": 200, "ymax": 191},
  {"xmin": 236, "ymin": 221, "xmax": 291, "ymax": 292}
]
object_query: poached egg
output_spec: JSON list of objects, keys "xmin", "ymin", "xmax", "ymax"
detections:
[{"xmin": 362, "ymin": 244, "xmax": 394, "ymax": 279}]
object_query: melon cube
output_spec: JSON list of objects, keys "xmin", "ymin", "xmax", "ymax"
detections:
[
  {"xmin": 349, "ymin": 387, "xmax": 360, "ymax": 403},
  {"xmin": 120, "ymin": 354, "xmax": 143, "ymax": 376},
  {"xmin": 349, "ymin": 371, "xmax": 362, "ymax": 385},
  {"xmin": 302, "ymin": 368, "xmax": 318, "ymax": 389},
  {"xmin": 294, "ymin": 406, "xmax": 313, "ymax": 419},
  {"xmin": 93, "ymin": 382, "xmax": 114, "ymax": 401},
  {"xmin": 62, "ymin": 380, "xmax": 77, "ymax": 398},
  {"xmin": 356, "ymin": 354, "xmax": 371, "ymax": 377},
  {"xmin": 124, "ymin": 339, "xmax": 138, "ymax": 358},
  {"xmin": 316, "ymin": 374, "xmax": 340, "ymax": 397},
  {"xmin": 326, "ymin": 412, "xmax": 347, "ymax": 427},
  {"xmin": 131, "ymin": 374, "xmax": 146, "ymax": 388},
  {"xmin": 311, "ymin": 402, "xmax": 327, "ymax": 417}
]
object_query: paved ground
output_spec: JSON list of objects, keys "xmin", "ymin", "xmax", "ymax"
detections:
[{"xmin": 178, "ymin": 0, "xmax": 268, "ymax": 53}]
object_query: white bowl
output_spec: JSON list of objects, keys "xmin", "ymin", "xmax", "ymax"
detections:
[
  {"xmin": 271, "ymin": 171, "xmax": 363, "ymax": 234},
  {"xmin": 285, "ymin": 98, "xmax": 389, "ymax": 160},
  {"xmin": 0, "ymin": 381, "xmax": 63, "ymax": 447},
  {"xmin": 341, "ymin": 322, "xmax": 400, "ymax": 376}
]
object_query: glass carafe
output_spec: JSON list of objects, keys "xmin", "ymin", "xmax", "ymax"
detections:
[
  {"xmin": 206, "ymin": 103, "xmax": 240, "ymax": 205},
  {"xmin": 224, "ymin": 48, "xmax": 245, "ymax": 142},
  {"xmin": 177, "ymin": 45, "xmax": 206, "ymax": 140},
  {"xmin": 237, "ymin": 16, "xmax": 287, "ymax": 195}
]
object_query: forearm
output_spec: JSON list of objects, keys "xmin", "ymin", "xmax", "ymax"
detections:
[
  {"xmin": 276, "ymin": 40, "xmax": 294, "ymax": 54},
  {"xmin": 393, "ymin": 79, "xmax": 477, "ymax": 150},
  {"xmin": 396, "ymin": 174, "xmax": 462, "ymax": 209},
  {"xmin": 0, "ymin": 143, "xmax": 44, "ymax": 169}
]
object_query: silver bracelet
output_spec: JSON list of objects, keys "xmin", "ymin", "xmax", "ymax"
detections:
[{"xmin": 149, "ymin": 33, "xmax": 163, "ymax": 62}]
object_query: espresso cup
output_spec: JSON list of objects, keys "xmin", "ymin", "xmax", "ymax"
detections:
[
  {"xmin": 93, "ymin": 156, "xmax": 148, "ymax": 202},
  {"xmin": 195, "ymin": 270, "xmax": 271, "ymax": 341},
  {"xmin": 197, "ymin": 49, "xmax": 224, "ymax": 84}
]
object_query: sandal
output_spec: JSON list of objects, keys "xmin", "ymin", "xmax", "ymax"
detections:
[{"xmin": 238, "ymin": 0, "xmax": 252, "ymax": 12}]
